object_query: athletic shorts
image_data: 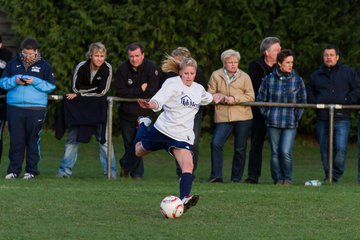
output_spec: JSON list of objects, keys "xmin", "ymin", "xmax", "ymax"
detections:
[{"xmin": 141, "ymin": 125, "xmax": 193, "ymax": 156}]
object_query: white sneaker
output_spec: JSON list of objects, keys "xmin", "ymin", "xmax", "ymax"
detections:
[
  {"xmin": 182, "ymin": 194, "xmax": 199, "ymax": 212},
  {"xmin": 56, "ymin": 172, "xmax": 70, "ymax": 178},
  {"xmin": 5, "ymin": 173, "xmax": 18, "ymax": 179},
  {"xmin": 137, "ymin": 116, "xmax": 152, "ymax": 127},
  {"xmin": 23, "ymin": 173, "xmax": 35, "ymax": 180}
]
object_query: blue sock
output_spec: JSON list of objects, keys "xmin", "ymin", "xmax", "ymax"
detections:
[
  {"xmin": 179, "ymin": 172, "xmax": 193, "ymax": 199},
  {"xmin": 133, "ymin": 123, "xmax": 148, "ymax": 144}
]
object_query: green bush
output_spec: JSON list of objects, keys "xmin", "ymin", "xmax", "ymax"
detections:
[{"xmin": 2, "ymin": 0, "xmax": 360, "ymax": 136}]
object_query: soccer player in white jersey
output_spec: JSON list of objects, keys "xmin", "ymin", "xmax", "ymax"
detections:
[{"xmin": 134, "ymin": 57, "xmax": 222, "ymax": 212}]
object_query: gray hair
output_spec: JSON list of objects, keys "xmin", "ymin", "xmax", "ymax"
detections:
[
  {"xmin": 259, "ymin": 37, "xmax": 281, "ymax": 55},
  {"xmin": 179, "ymin": 57, "xmax": 197, "ymax": 70},
  {"xmin": 85, "ymin": 42, "xmax": 107, "ymax": 59},
  {"xmin": 220, "ymin": 49, "xmax": 240, "ymax": 66}
]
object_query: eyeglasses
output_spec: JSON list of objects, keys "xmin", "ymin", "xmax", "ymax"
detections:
[
  {"xmin": 21, "ymin": 51, "xmax": 37, "ymax": 57},
  {"xmin": 225, "ymin": 61, "xmax": 239, "ymax": 65}
]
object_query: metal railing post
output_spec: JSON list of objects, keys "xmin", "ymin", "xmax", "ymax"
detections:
[
  {"xmin": 328, "ymin": 105, "xmax": 335, "ymax": 184},
  {"xmin": 107, "ymin": 97, "xmax": 114, "ymax": 180}
]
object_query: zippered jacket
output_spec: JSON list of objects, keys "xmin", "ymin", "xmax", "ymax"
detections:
[
  {"xmin": 0, "ymin": 54, "xmax": 56, "ymax": 107},
  {"xmin": 307, "ymin": 63, "xmax": 360, "ymax": 120}
]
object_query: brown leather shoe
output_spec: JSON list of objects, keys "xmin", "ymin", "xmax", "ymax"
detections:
[
  {"xmin": 132, "ymin": 176, "xmax": 143, "ymax": 180},
  {"xmin": 120, "ymin": 169, "xmax": 129, "ymax": 178}
]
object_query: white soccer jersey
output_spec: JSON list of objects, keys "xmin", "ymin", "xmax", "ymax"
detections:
[{"xmin": 151, "ymin": 76, "xmax": 213, "ymax": 144}]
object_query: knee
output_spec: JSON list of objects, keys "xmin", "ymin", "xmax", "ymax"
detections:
[
  {"xmin": 211, "ymin": 138, "xmax": 223, "ymax": 149},
  {"xmin": 181, "ymin": 161, "xmax": 193, "ymax": 173}
]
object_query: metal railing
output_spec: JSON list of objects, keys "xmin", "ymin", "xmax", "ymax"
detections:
[{"xmin": 48, "ymin": 95, "xmax": 360, "ymax": 182}]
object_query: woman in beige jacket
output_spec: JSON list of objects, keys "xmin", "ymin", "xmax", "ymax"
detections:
[{"xmin": 208, "ymin": 49, "xmax": 255, "ymax": 183}]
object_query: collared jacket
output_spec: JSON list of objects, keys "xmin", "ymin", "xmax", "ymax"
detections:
[
  {"xmin": 208, "ymin": 68, "xmax": 254, "ymax": 123},
  {"xmin": 115, "ymin": 58, "xmax": 160, "ymax": 121},
  {"xmin": 307, "ymin": 63, "xmax": 360, "ymax": 120},
  {"xmin": 257, "ymin": 68, "xmax": 307, "ymax": 129},
  {"xmin": 0, "ymin": 53, "xmax": 55, "ymax": 108},
  {"xmin": 248, "ymin": 56, "xmax": 275, "ymax": 118},
  {"xmin": 72, "ymin": 59, "xmax": 112, "ymax": 96}
]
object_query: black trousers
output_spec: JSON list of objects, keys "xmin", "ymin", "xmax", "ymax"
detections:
[
  {"xmin": 247, "ymin": 114, "xmax": 267, "ymax": 181},
  {"xmin": 7, "ymin": 105, "xmax": 46, "ymax": 175}
]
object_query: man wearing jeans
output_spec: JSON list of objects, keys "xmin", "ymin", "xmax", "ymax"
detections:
[
  {"xmin": 356, "ymin": 68, "xmax": 360, "ymax": 183},
  {"xmin": 56, "ymin": 42, "xmax": 117, "ymax": 178},
  {"xmin": 307, "ymin": 44, "xmax": 360, "ymax": 183}
]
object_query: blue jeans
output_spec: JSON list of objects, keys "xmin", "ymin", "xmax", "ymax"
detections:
[
  {"xmin": 317, "ymin": 120, "xmax": 350, "ymax": 181},
  {"xmin": 211, "ymin": 120, "xmax": 252, "ymax": 182},
  {"xmin": 267, "ymin": 127, "xmax": 296, "ymax": 182},
  {"xmin": 58, "ymin": 126, "xmax": 117, "ymax": 177}
]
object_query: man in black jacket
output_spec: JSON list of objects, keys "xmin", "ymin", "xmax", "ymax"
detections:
[
  {"xmin": 115, "ymin": 43, "xmax": 160, "ymax": 179},
  {"xmin": 307, "ymin": 44, "xmax": 360, "ymax": 182},
  {"xmin": 244, "ymin": 37, "xmax": 281, "ymax": 184},
  {"xmin": 357, "ymin": 68, "xmax": 360, "ymax": 184}
]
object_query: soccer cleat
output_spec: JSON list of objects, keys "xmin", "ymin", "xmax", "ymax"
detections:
[
  {"xmin": 137, "ymin": 116, "xmax": 152, "ymax": 127},
  {"xmin": 182, "ymin": 194, "xmax": 199, "ymax": 212},
  {"xmin": 23, "ymin": 173, "xmax": 35, "ymax": 180},
  {"xmin": 5, "ymin": 173, "xmax": 18, "ymax": 179}
]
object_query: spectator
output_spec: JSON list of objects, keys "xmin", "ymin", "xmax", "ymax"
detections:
[
  {"xmin": 135, "ymin": 57, "xmax": 220, "ymax": 211},
  {"xmin": 0, "ymin": 35, "xmax": 13, "ymax": 164},
  {"xmin": 245, "ymin": 37, "xmax": 281, "ymax": 184},
  {"xmin": 257, "ymin": 49, "xmax": 306, "ymax": 185},
  {"xmin": 307, "ymin": 44, "xmax": 360, "ymax": 183},
  {"xmin": 56, "ymin": 42, "xmax": 117, "ymax": 179},
  {"xmin": 356, "ymin": 68, "xmax": 360, "ymax": 184},
  {"xmin": 115, "ymin": 43, "xmax": 160, "ymax": 179},
  {"xmin": 0, "ymin": 35, "xmax": 13, "ymax": 75},
  {"xmin": 208, "ymin": 49, "xmax": 255, "ymax": 183},
  {"xmin": 161, "ymin": 46, "xmax": 207, "ymax": 177},
  {"xmin": 0, "ymin": 37, "xmax": 56, "ymax": 179}
]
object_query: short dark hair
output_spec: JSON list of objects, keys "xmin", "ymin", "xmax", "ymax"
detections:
[
  {"xmin": 127, "ymin": 42, "xmax": 144, "ymax": 53},
  {"xmin": 324, "ymin": 44, "xmax": 340, "ymax": 55},
  {"xmin": 277, "ymin": 49, "xmax": 294, "ymax": 64},
  {"xmin": 21, "ymin": 37, "xmax": 38, "ymax": 50},
  {"xmin": 0, "ymin": 35, "xmax": 2, "ymax": 43}
]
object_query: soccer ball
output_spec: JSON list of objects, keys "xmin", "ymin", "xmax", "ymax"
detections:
[{"xmin": 160, "ymin": 195, "xmax": 184, "ymax": 219}]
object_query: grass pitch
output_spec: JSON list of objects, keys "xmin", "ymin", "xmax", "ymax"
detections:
[{"xmin": 0, "ymin": 131, "xmax": 359, "ymax": 240}]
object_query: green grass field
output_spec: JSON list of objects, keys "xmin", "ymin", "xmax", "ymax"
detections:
[{"xmin": 0, "ymin": 130, "xmax": 360, "ymax": 240}]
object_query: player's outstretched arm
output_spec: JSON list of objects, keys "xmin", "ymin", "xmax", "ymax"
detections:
[{"xmin": 138, "ymin": 99, "xmax": 158, "ymax": 109}]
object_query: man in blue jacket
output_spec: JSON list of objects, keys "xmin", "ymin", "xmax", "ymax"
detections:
[
  {"xmin": 0, "ymin": 37, "xmax": 56, "ymax": 179},
  {"xmin": 307, "ymin": 44, "xmax": 360, "ymax": 183}
]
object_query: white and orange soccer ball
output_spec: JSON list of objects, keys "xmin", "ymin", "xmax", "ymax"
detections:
[{"xmin": 160, "ymin": 195, "xmax": 184, "ymax": 219}]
